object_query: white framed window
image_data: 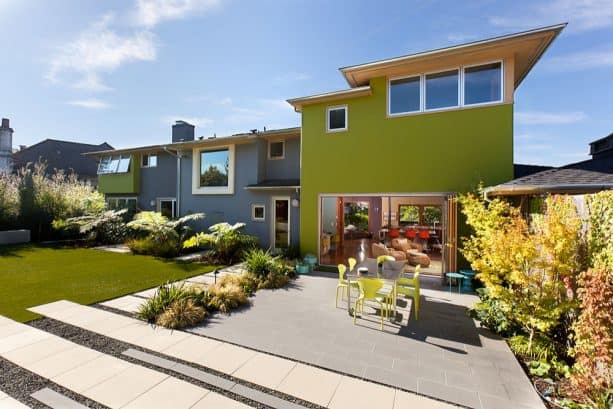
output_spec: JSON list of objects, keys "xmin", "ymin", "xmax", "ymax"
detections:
[
  {"xmin": 387, "ymin": 60, "xmax": 504, "ymax": 116},
  {"xmin": 326, "ymin": 105, "xmax": 348, "ymax": 132},
  {"xmin": 141, "ymin": 154, "xmax": 158, "ymax": 168},
  {"xmin": 98, "ymin": 155, "xmax": 132, "ymax": 174},
  {"xmin": 192, "ymin": 145, "xmax": 235, "ymax": 195},
  {"xmin": 106, "ymin": 197, "xmax": 137, "ymax": 212},
  {"xmin": 251, "ymin": 204, "xmax": 265, "ymax": 221},
  {"xmin": 268, "ymin": 140, "xmax": 285, "ymax": 160},
  {"xmin": 157, "ymin": 197, "xmax": 176, "ymax": 218},
  {"xmin": 389, "ymin": 75, "xmax": 421, "ymax": 115},
  {"xmin": 425, "ymin": 69, "xmax": 459, "ymax": 111},
  {"xmin": 462, "ymin": 61, "xmax": 503, "ymax": 106}
]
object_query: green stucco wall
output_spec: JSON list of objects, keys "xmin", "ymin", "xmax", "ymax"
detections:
[
  {"xmin": 98, "ymin": 155, "xmax": 141, "ymax": 194},
  {"xmin": 299, "ymin": 76, "xmax": 513, "ymax": 256}
]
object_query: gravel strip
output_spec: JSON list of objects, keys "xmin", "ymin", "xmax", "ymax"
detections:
[
  {"xmin": 0, "ymin": 356, "xmax": 108, "ymax": 409},
  {"xmin": 28, "ymin": 317, "xmax": 324, "ymax": 409}
]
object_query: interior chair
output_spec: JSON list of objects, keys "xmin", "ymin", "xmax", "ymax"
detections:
[
  {"xmin": 404, "ymin": 228, "xmax": 417, "ymax": 240},
  {"xmin": 371, "ymin": 242, "xmax": 406, "ymax": 261},
  {"xmin": 418, "ymin": 229, "xmax": 431, "ymax": 252},
  {"xmin": 396, "ymin": 265, "xmax": 421, "ymax": 319},
  {"xmin": 354, "ymin": 278, "xmax": 388, "ymax": 330}
]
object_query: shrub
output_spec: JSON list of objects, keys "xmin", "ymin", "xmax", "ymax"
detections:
[
  {"xmin": 136, "ymin": 282, "xmax": 203, "ymax": 322},
  {"xmin": 244, "ymin": 248, "xmax": 274, "ymax": 278},
  {"xmin": 237, "ymin": 272, "xmax": 259, "ymax": 296},
  {"xmin": 257, "ymin": 270, "xmax": 290, "ymax": 289},
  {"xmin": 183, "ymin": 222, "xmax": 257, "ymax": 264},
  {"xmin": 469, "ymin": 288, "xmax": 521, "ymax": 337},
  {"xmin": 570, "ymin": 267, "xmax": 613, "ymax": 407},
  {"xmin": 155, "ymin": 298, "xmax": 206, "ymax": 329},
  {"xmin": 54, "ymin": 209, "xmax": 129, "ymax": 245},
  {"xmin": 127, "ymin": 237, "xmax": 181, "ymax": 258},
  {"xmin": 3, "ymin": 162, "xmax": 106, "ymax": 240},
  {"xmin": 207, "ymin": 275, "xmax": 249, "ymax": 313},
  {"xmin": 509, "ymin": 334, "xmax": 559, "ymax": 361}
]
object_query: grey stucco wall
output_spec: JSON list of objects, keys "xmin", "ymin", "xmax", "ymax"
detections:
[
  {"xmin": 138, "ymin": 151, "xmax": 177, "ymax": 211},
  {"xmin": 178, "ymin": 141, "xmax": 300, "ymax": 250},
  {"xmin": 264, "ymin": 137, "xmax": 300, "ymax": 180}
]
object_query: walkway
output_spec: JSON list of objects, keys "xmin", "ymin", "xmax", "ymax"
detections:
[{"xmin": 28, "ymin": 300, "xmax": 455, "ymax": 409}]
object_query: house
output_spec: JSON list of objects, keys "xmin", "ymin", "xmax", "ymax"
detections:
[
  {"xmin": 484, "ymin": 132, "xmax": 613, "ymax": 212},
  {"xmin": 91, "ymin": 23, "xmax": 566, "ymax": 275},
  {"xmin": 287, "ymin": 23, "xmax": 565, "ymax": 275},
  {"xmin": 90, "ymin": 121, "xmax": 301, "ymax": 249},
  {"xmin": 12, "ymin": 138, "xmax": 113, "ymax": 186}
]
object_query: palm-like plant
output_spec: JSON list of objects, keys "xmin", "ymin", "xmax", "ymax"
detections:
[
  {"xmin": 127, "ymin": 211, "xmax": 204, "ymax": 243},
  {"xmin": 183, "ymin": 222, "xmax": 257, "ymax": 264}
]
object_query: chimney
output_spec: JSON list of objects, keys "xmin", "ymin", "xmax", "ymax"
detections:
[
  {"xmin": 0, "ymin": 117, "xmax": 14, "ymax": 173},
  {"xmin": 172, "ymin": 120, "xmax": 195, "ymax": 143}
]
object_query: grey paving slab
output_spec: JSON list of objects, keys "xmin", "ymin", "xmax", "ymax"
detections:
[
  {"xmin": 185, "ymin": 273, "xmax": 545, "ymax": 409},
  {"xmin": 231, "ymin": 384, "xmax": 308, "ymax": 409},
  {"xmin": 418, "ymin": 379, "xmax": 481, "ymax": 409},
  {"xmin": 30, "ymin": 388, "xmax": 87, "ymax": 409}
]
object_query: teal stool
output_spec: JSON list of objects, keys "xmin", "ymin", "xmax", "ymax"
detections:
[
  {"xmin": 303, "ymin": 254, "xmax": 317, "ymax": 272},
  {"xmin": 445, "ymin": 272, "xmax": 465, "ymax": 293},
  {"xmin": 459, "ymin": 269, "xmax": 476, "ymax": 291}
]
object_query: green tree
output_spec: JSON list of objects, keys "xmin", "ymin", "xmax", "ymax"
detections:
[{"xmin": 200, "ymin": 165, "xmax": 228, "ymax": 187}]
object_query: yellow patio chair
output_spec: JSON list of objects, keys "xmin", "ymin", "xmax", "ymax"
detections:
[
  {"xmin": 354, "ymin": 278, "xmax": 388, "ymax": 330},
  {"xmin": 396, "ymin": 266, "xmax": 420, "ymax": 319},
  {"xmin": 348, "ymin": 257, "xmax": 357, "ymax": 273}
]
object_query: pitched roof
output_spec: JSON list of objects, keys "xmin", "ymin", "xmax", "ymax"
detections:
[
  {"xmin": 12, "ymin": 139, "xmax": 113, "ymax": 179},
  {"xmin": 486, "ymin": 155, "xmax": 613, "ymax": 196},
  {"xmin": 514, "ymin": 164, "xmax": 554, "ymax": 179}
]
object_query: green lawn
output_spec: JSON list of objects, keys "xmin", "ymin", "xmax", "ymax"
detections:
[{"xmin": 0, "ymin": 244, "xmax": 215, "ymax": 322}]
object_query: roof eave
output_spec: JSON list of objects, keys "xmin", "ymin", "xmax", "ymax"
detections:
[
  {"xmin": 287, "ymin": 86, "xmax": 372, "ymax": 112},
  {"xmin": 484, "ymin": 183, "xmax": 613, "ymax": 197},
  {"xmin": 340, "ymin": 23, "xmax": 567, "ymax": 87}
]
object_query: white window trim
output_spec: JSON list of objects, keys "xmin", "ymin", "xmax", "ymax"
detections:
[
  {"xmin": 98, "ymin": 155, "xmax": 132, "ymax": 175},
  {"xmin": 141, "ymin": 154, "xmax": 158, "ymax": 168},
  {"xmin": 267, "ymin": 140, "xmax": 285, "ymax": 160},
  {"xmin": 157, "ymin": 197, "xmax": 177, "ymax": 218},
  {"xmin": 192, "ymin": 145, "xmax": 235, "ymax": 195},
  {"xmin": 387, "ymin": 59, "xmax": 504, "ymax": 117},
  {"xmin": 251, "ymin": 204, "xmax": 266, "ymax": 221},
  {"xmin": 106, "ymin": 196, "xmax": 137, "ymax": 209},
  {"xmin": 388, "ymin": 74, "xmax": 422, "ymax": 117},
  {"xmin": 423, "ymin": 67, "xmax": 460, "ymax": 113},
  {"xmin": 461, "ymin": 60, "xmax": 504, "ymax": 107},
  {"xmin": 326, "ymin": 105, "xmax": 348, "ymax": 133}
]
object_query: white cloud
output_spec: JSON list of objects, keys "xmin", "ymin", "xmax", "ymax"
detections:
[
  {"xmin": 132, "ymin": 0, "xmax": 220, "ymax": 27},
  {"xmin": 274, "ymin": 72, "xmax": 310, "ymax": 82},
  {"xmin": 490, "ymin": 0, "xmax": 613, "ymax": 32},
  {"xmin": 46, "ymin": 14, "xmax": 156, "ymax": 92},
  {"xmin": 545, "ymin": 47, "xmax": 613, "ymax": 71},
  {"xmin": 66, "ymin": 98, "xmax": 111, "ymax": 109},
  {"xmin": 516, "ymin": 111, "xmax": 586, "ymax": 125},
  {"xmin": 162, "ymin": 116, "xmax": 214, "ymax": 127}
]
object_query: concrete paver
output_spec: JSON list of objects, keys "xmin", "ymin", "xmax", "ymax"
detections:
[
  {"xmin": 191, "ymin": 391, "xmax": 253, "ymax": 409},
  {"xmin": 3, "ymin": 337, "xmax": 75, "ymax": 366},
  {"xmin": 277, "ymin": 363, "xmax": 342, "ymax": 407},
  {"xmin": 26, "ymin": 345, "xmax": 102, "ymax": 379},
  {"xmin": 328, "ymin": 376, "xmax": 395, "ymax": 409},
  {"xmin": 100, "ymin": 295, "xmax": 144, "ymax": 313},
  {"xmin": 53, "ymin": 355, "xmax": 132, "ymax": 393},
  {"xmin": 233, "ymin": 352, "xmax": 297, "ymax": 390},
  {"xmin": 197, "ymin": 342, "xmax": 258, "ymax": 374},
  {"xmin": 82, "ymin": 365, "xmax": 168, "ymax": 408},
  {"xmin": 122, "ymin": 376, "xmax": 207, "ymax": 409},
  {"xmin": 394, "ymin": 390, "xmax": 458, "ymax": 408},
  {"xmin": 159, "ymin": 333, "xmax": 222, "ymax": 362},
  {"xmin": 0, "ymin": 394, "xmax": 30, "ymax": 409}
]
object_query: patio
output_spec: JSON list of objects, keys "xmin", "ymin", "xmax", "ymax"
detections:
[{"xmin": 188, "ymin": 272, "xmax": 545, "ymax": 409}]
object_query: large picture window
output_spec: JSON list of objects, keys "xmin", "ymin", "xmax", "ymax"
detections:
[
  {"xmin": 192, "ymin": 145, "xmax": 235, "ymax": 195},
  {"xmin": 200, "ymin": 148, "xmax": 229, "ymax": 187}
]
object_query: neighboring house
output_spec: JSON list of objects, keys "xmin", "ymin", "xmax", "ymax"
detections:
[
  {"xmin": 89, "ymin": 121, "xmax": 301, "ymax": 249},
  {"xmin": 484, "ymin": 132, "xmax": 613, "ymax": 211},
  {"xmin": 513, "ymin": 164, "xmax": 554, "ymax": 179},
  {"xmin": 91, "ymin": 24, "xmax": 566, "ymax": 275},
  {"xmin": 12, "ymin": 139, "xmax": 113, "ymax": 185}
]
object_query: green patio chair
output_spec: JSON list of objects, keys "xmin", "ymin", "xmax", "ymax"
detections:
[
  {"xmin": 348, "ymin": 257, "xmax": 357, "ymax": 273},
  {"xmin": 396, "ymin": 266, "xmax": 420, "ymax": 320},
  {"xmin": 354, "ymin": 278, "xmax": 388, "ymax": 330}
]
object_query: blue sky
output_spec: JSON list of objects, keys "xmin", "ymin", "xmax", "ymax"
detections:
[{"xmin": 1, "ymin": 0, "xmax": 611, "ymax": 166}]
